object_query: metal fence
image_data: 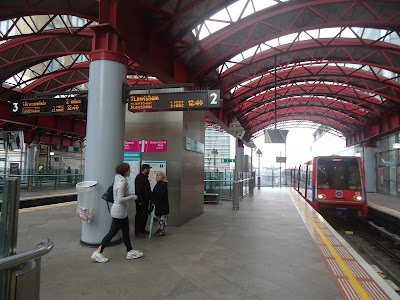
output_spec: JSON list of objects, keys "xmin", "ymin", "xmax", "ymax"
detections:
[
  {"xmin": 204, "ymin": 168, "xmax": 289, "ymax": 200},
  {"xmin": 204, "ymin": 171, "xmax": 253, "ymax": 200},
  {"xmin": 0, "ymin": 168, "xmax": 82, "ymax": 194}
]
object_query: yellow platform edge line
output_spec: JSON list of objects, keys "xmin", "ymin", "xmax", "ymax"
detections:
[
  {"xmin": 289, "ymin": 188, "xmax": 372, "ymax": 300},
  {"xmin": 20, "ymin": 201, "xmax": 77, "ymax": 213},
  {"xmin": 368, "ymin": 201, "xmax": 400, "ymax": 215}
]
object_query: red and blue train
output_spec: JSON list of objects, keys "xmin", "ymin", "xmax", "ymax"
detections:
[{"xmin": 287, "ymin": 156, "xmax": 368, "ymax": 217}]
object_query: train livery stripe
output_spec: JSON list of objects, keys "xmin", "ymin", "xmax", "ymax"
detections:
[
  {"xmin": 20, "ymin": 201, "xmax": 77, "ymax": 213},
  {"xmin": 289, "ymin": 188, "xmax": 394, "ymax": 300}
]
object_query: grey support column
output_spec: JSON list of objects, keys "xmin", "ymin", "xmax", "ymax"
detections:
[
  {"xmin": 364, "ymin": 145, "xmax": 377, "ymax": 193},
  {"xmin": 81, "ymin": 25, "xmax": 128, "ymax": 245}
]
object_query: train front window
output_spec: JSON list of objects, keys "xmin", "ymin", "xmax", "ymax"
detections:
[{"xmin": 317, "ymin": 158, "xmax": 362, "ymax": 190}]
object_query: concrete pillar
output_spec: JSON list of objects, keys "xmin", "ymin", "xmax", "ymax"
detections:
[
  {"xmin": 81, "ymin": 24, "xmax": 128, "ymax": 245},
  {"xmin": 364, "ymin": 145, "xmax": 377, "ymax": 193}
]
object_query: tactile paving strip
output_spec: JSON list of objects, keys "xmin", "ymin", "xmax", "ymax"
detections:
[{"xmin": 289, "ymin": 189, "xmax": 394, "ymax": 300}]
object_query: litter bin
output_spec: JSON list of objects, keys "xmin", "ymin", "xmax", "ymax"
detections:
[{"xmin": 76, "ymin": 181, "xmax": 97, "ymax": 223}]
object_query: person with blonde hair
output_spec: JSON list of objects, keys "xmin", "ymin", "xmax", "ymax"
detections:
[{"xmin": 151, "ymin": 171, "xmax": 169, "ymax": 236}]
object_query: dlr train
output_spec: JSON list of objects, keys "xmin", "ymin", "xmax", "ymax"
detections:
[{"xmin": 287, "ymin": 156, "xmax": 368, "ymax": 217}]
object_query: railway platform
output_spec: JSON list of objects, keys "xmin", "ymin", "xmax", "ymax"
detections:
[
  {"xmin": 367, "ymin": 193, "xmax": 400, "ymax": 219},
  {"xmin": 15, "ymin": 187, "xmax": 399, "ymax": 299}
]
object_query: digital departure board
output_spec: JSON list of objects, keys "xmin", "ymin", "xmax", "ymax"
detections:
[
  {"xmin": 11, "ymin": 97, "xmax": 87, "ymax": 115},
  {"xmin": 128, "ymin": 90, "xmax": 220, "ymax": 112}
]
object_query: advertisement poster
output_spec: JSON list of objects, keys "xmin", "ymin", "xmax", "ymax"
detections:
[
  {"xmin": 124, "ymin": 152, "xmax": 141, "ymax": 194},
  {"xmin": 378, "ymin": 168, "xmax": 384, "ymax": 190},
  {"xmin": 141, "ymin": 161, "xmax": 167, "ymax": 190}
]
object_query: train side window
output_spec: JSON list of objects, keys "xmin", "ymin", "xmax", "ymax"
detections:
[{"xmin": 308, "ymin": 170, "xmax": 312, "ymax": 186}]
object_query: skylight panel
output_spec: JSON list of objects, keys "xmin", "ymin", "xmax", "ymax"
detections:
[
  {"xmin": 211, "ymin": 8, "xmax": 231, "ymax": 22},
  {"xmin": 230, "ymin": 53, "xmax": 244, "ymax": 63},
  {"xmin": 266, "ymin": 37, "xmax": 279, "ymax": 48},
  {"xmin": 299, "ymin": 31, "xmax": 312, "ymax": 41},
  {"xmin": 340, "ymin": 27, "xmax": 357, "ymax": 38},
  {"xmin": 242, "ymin": 2, "xmax": 255, "ymax": 19},
  {"xmin": 320, "ymin": 27, "xmax": 341, "ymax": 38},
  {"xmin": 198, "ymin": 25, "xmax": 210, "ymax": 40},
  {"xmin": 242, "ymin": 45, "xmax": 258, "ymax": 60},
  {"xmin": 204, "ymin": 20, "xmax": 229, "ymax": 33},
  {"xmin": 254, "ymin": 0, "xmax": 277, "ymax": 11},
  {"xmin": 227, "ymin": 0, "xmax": 248, "ymax": 22},
  {"xmin": 279, "ymin": 33, "xmax": 298, "ymax": 45}
]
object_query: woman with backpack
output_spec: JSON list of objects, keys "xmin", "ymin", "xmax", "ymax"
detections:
[{"xmin": 91, "ymin": 163, "xmax": 143, "ymax": 263}]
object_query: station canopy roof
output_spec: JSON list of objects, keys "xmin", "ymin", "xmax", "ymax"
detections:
[{"xmin": 0, "ymin": 0, "xmax": 399, "ymax": 145}]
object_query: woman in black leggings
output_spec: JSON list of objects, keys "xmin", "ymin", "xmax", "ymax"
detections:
[{"xmin": 91, "ymin": 163, "xmax": 143, "ymax": 263}]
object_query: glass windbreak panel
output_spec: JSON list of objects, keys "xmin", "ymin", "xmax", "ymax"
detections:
[{"xmin": 316, "ymin": 158, "xmax": 362, "ymax": 190}]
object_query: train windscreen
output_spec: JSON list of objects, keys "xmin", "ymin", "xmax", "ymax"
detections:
[{"xmin": 316, "ymin": 158, "xmax": 362, "ymax": 190}]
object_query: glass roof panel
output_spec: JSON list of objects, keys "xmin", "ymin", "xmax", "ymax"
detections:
[
  {"xmin": 218, "ymin": 27, "xmax": 400, "ymax": 80},
  {"xmin": 194, "ymin": 0, "xmax": 289, "ymax": 40}
]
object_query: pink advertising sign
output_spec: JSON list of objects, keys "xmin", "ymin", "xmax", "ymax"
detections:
[{"xmin": 124, "ymin": 140, "xmax": 167, "ymax": 152}]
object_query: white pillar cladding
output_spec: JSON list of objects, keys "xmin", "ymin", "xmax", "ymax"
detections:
[
  {"xmin": 81, "ymin": 59, "xmax": 127, "ymax": 245},
  {"xmin": 364, "ymin": 146, "xmax": 377, "ymax": 193}
]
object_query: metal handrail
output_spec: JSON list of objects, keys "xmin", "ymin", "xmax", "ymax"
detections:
[
  {"xmin": 0, "ymin": 239, "xmax": 53, "ymax": 271},
  {"xmin": 204, "ymin": 178, "xmax": 252, "ymax": 183}
]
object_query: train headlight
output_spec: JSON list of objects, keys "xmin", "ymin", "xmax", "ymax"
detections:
[
  {"xmin": 317, "ymin": 194, "xmax": 326, "ymax": 200},
  {"xmin": 354, "ymin": 195, "xmax": 363, "ymax": 202}
]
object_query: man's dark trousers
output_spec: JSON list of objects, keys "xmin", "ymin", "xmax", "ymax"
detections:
[{"xmin": 135, "ymin": 201, "xmax": 148, "ymax": 234}]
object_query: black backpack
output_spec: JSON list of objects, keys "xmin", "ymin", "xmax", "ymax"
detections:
[{"xmin": 102, "ymin": 184, "xmax": 114, "ymax": 211}]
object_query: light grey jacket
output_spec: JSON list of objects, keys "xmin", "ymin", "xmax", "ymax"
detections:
[{"xmin": 110, "ymin": 174, "xmax": 134, "ymax": 219}]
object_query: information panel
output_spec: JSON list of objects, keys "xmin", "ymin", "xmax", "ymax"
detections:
[
  {"xmin": 128, "ymin": 90, "xmax": 220, "ymax": 112},
  {"xmin": 11, "ymin": 97, "xmax": 87, "ymax": 115}
]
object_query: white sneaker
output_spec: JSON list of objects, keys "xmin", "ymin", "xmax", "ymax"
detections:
[
  {"xmin": 91, "ymin": 251, "xmax": 109, "ymax": 263},
  {"xmin": 126, "ymin": 250, "xmax": 143, "ymax": 260}
]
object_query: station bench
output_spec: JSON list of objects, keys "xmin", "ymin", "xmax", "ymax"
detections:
[{"xmin": 204, "ymin": 193, "xmax": 220, "ymax": 204}]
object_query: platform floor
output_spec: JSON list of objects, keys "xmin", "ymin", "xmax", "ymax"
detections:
[
  {"xmin": 16, "ymin": 187, "xmax": 351, "ymax": 300},
  {"xmin": 15, "ymin": 188, "xmax": 400, "ymax": 300}
]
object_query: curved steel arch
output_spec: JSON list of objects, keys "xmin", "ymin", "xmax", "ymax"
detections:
[
  {"xmin": 179, "ymin": 0, "xmax": 400, "ymax": 74},
  {"xmin": 225, "ymin": 65, "xmax": 400, "ymax": 116},
  {"xmin": 237, "ymin": 84, "xmax": 383, "ymax": 113},
  {"xmin": 241, "ymin": 92, "xmax": 376, "ymax": 121},
  {"xmin": 215, "ymin": 38, "xmax": 400, "ymax": 91},
  {"xmin": 24, "ymin": 63, "xmax": 162, "ymax": 94},
  {"xmin": 244, "ymin": 96, "xmax": 370, "ymax": 128},
  {"xmin": 0, "ymin": 1, "xmax": 98, "ymax": 21},
  {"xmin": 247, "ymin": 107, "xmax": 362, "ymax": 137}
]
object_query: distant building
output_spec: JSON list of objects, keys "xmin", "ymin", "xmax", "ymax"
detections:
[{"xmin": 204, "ymin": 128, "xmax": 232, "ymax": 171}]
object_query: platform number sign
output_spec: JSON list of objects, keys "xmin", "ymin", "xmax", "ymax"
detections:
[{"xmin": 207, "ymin": 90, "xmax": 220, "ymax": 108}]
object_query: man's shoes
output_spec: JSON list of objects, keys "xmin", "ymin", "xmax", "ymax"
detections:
[{"xmin": 135, "ymin": 233, "xmax": 146, "ymax": 238}]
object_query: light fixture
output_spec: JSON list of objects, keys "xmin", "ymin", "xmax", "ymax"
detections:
[
  {"xmin": 49, "ymin": 151, "xmax": 55, "ymax": 156},
  {"xmin": 393, "ymin": 143, "xmax": 400, "ymax": 149}
]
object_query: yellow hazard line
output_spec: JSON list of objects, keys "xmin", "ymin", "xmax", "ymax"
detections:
[
  {"xmin": 289, "ymin": 189, "xmax": 371, "ymax": 300},
  {"xmin": 368, "ymin": 201, "xmax": 400, "ymax": 215},
  {"xmin": 20, "ymin": 201, "xmax": 77, "ymax": 213}
]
